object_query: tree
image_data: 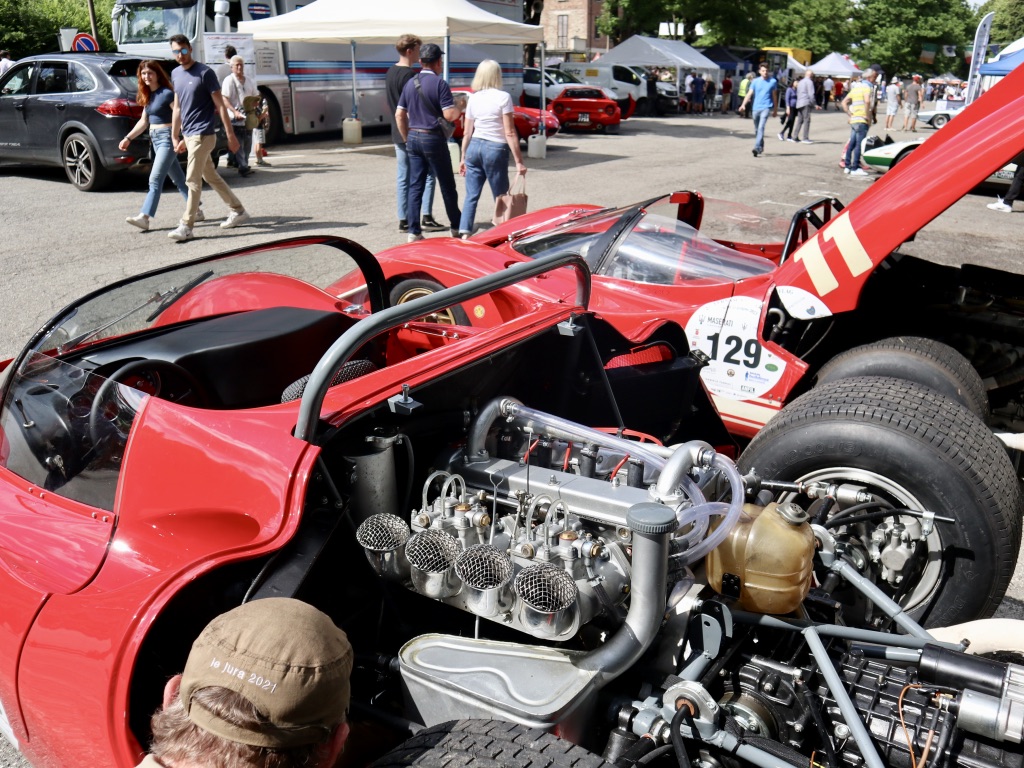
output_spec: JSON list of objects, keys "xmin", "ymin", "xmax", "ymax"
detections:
[
  {"xmin": 979, "ymin": 0, "xmax": 1024, "ymax": 48},
  {"xmin": 0, "ymin": 0, "xmax": 116, "ymax": 57},
  {"xmin": 760, "ymin": 0, "xmax": 858, "ymax": 58},
  {"xmin": 853, "ymin": 0, "xmax": 975, "ymax": 75}
]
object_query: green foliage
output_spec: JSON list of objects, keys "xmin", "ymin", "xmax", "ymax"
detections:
[
  {"xmin": 759, "ymin": 0, "xmax": 857, "ymax": 58},
  {"xmin": 0, "ymin": 0, "xmax": 117, "ymax": 57},
  {"xmin": 853, "ymin": 0, "xmax": 975, "ymax": 76},
  {"xmin": 979, "ymin": 0, "xmax": 1024, "ymax": 48}
]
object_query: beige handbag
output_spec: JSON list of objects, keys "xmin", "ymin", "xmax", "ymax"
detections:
[{"xmin": 493, "ymin": 173, "xmax": 527, "ymax": 224}]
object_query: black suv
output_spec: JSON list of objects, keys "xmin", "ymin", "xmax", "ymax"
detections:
[{"xmin": 0, "ymin": 52, "xmax": 225, "ymax": 192}]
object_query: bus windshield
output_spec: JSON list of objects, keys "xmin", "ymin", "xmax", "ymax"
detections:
[{"xmin": 116, "ymin": 0, "xmax": 199, "ymax": 44}]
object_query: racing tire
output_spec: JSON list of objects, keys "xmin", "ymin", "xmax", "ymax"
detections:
[
  {"xmin": 389, "ymin": 278, "xmax": 471, "ymax": 326},
  {"xmin": 739, "ymin": 376, "xmax": 1022, "ymax": 628},
  {"xmin": 932, "ymin": 115, "xmax": 948, "ymax": 128},
  {"xmin": 62, "ymin": 132, "xmax": 111, "ymax": 191},
  {"xmin": 372, "ymin": 719, "xmax": 612, "ymax": 768},
  {"xmin": 891, "ymin": 147, "xmax": 916, "ymax": 168},
  {"xmin": 814, "ymin": 336, "xmax": 988, "ymax": 419}
]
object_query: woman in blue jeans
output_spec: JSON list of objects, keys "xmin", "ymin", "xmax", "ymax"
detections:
[
  {"xmin": 458, "ymin": 60, "xmax": 526, "ymax": 238},
  {"xmin": 119, "ymin": 61, "xmax": 198, "ymax": 231}
]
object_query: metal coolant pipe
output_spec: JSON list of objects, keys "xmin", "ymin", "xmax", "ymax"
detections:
[{"xmin": 577, "ymin": 502, "xmax": 676, "ymax": 686}]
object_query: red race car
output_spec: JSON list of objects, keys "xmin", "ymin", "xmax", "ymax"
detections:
[
  {"xmin": 366, "ymin": 61, "xmax": 1024, "ymax": 445},
  {"xmin": 548, "ymin": 85, "xmax": 622, "ymax": 132},
  {"xmin": 1, "ymin": 235, "xmax": 1022, "ymax": 767},
  {"xmin": 451, "ymin": 87, "xmax": 560, "ymax": 144}
]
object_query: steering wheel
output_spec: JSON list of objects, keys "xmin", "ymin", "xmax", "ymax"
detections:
[{"xmin": 88, "ymin": 359, "xmax": 209, "ymax": 447}]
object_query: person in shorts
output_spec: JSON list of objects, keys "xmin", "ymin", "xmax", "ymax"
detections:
[{"xmin": 901, "ymin": 74, "xmax": 923, "ymax": 132}]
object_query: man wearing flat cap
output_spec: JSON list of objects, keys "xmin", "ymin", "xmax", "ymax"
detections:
[
  {"xmin": 395, "ymin": 42, "xmax": 462, "ymax": 241},
  {"xmin": 139, "ymin": 598, "xmax": 353, "ymax": 768}
]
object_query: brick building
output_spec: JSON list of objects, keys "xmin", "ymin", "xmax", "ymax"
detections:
[{"xmin": 540, "ymin": 0, "xmax": 612, "ymax": 61}]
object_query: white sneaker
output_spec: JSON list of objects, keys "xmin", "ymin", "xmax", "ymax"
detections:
[
  {"xmin": 848, "ymin": 168, "xmax": 870, "ymax": 177},
  {"xmin": 167, "ymin": 224, "xmax": 194, "ymax": 242},
  {"xmin": 843, "ymin": 168, "xmax": 851, "ymax": 174},
  {"xmin": 194, "ymin": 208, "xmax": 206, "ymax": 222},
  {"xmin": 987, "ymin": 199, "xmax": 1013, "ymax": 212},
  {"xmin": 800, "ymin": 139, "xmax": 814, "ymax": 144},
  {"xmin": 220, "ymin": 210, "xmax": 251, "ymax": 229},
  {"xmin": 126, "ymin": 213, "xmax": 149, "ymax": 231},
  {"xmin": 777, "ymin": 132, "xmax": 785, "ymax": 141},
  {"xmin": 407, "ymin": 233, "xmax": 424, "ymax": 243}
]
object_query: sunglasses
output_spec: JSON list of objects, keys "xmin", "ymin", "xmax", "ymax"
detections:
[{"xmin": 171, "ymin": 47, "xmax": 190, "ymax": 56}]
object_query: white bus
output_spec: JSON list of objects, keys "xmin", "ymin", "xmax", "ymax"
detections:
[{"xmin": 111, "ymin": 0, "xmax": 525, "ymax": 142}]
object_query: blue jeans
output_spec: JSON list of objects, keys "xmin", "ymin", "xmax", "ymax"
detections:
[
  {"xmin": 845, "ymin": 122, "xmax": 869, "ymax": 169},
  {"xmin": 752, "ymin": 108, "xmax": 770, "ymax": 153},
  {"xmin": 459, "ymin": 138, "xmax": 510, "ymax": 235},
  {"xmin": 395, "ymin": 141, "xmax": 434, "ymax": 221},
  {"xmin": 141, "ymin": 128, "xmax": 188, "ymax": 218},
  {"xmin": 233, "ymin": 123, "xmax": 252, "ymax": 172},
  {"xmin": 406, "ymin": 130, "xmax": 460, "ymax": 236}
]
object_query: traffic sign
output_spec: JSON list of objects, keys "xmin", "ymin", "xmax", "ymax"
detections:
[{"xmin": 72, "ymin": 33, "xmax": 99, "ymax": 52}]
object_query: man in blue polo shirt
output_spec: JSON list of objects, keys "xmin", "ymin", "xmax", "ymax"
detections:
[
  {"xmin": 738, "ymin": 63, "xmax": 778, "ymax": 158},
  {"xmin": 395, "ymin": 43, "xmax": 462, "ymax": 241},
  {"xmin": 168, "ymin": 33, "xmax": 250, "ymax": 242}
]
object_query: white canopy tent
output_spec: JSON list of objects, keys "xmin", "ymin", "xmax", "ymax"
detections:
[
  {"xmin": 597, "ymin": 35, "xmax": 721, "ymax": 86},
  {"xmin": 238, "ymin": 0, "xmax": 543, "ymax": 118},
  {"xmin": 808, "ymin": 52, "xmax": 863, "ymax": 78}
]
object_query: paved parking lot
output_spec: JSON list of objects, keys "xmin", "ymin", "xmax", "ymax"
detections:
[{"xmin": 1, "ymin": 107, "xmax": 1022, "ymax": 765}]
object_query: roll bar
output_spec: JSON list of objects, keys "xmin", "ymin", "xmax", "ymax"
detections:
[{"xmin": 295, "ymin": 251, "xmax": 591, "ymax": 442}]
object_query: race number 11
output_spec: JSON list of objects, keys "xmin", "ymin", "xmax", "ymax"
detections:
[{"xmin": 793, "ymin": 212, "xmax": 872, "ymax": 296}]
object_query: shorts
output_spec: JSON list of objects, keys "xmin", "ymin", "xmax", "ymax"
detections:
[
  {"xmin": 886, "ymin": 102, "xmax": 899, "ymax": 116},
  {"xmin": 904, "ymin": 103, "xmax": 919, "ymax": 118}
]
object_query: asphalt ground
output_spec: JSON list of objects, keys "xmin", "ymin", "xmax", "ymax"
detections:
[{"xmin": 0, "ymin": 105, "xmax": 1022, "ymax": 765}]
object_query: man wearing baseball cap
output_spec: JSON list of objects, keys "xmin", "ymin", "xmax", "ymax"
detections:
[
  {"xmin": 395, "ymin": 42, "xmax": 462, "ymax": 241},
  {"xmin": 139, "ymin": 598, "xmax": 353, "ymax": 768}
]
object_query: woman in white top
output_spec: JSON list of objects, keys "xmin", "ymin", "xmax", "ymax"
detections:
[
  {"xmin": 458, "ymin": 60, "xmax": 526, "ymax": 237},
  {"xmin": 220, "ymin": 55, "xmax": 259, "ymax": 176}
]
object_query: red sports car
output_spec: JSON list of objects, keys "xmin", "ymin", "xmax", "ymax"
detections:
[
  {"xmin": 1, "ymin": 234, "xmax": 1022, "ymax": 768},
  {"xmin": 365, "ymin": 62, "xmax": 1024, "ymax": 444},
  {"xmin": 547, "ymin": 85, "xmax": 621, "ymax": 132},
  {"xmin": 451, "ymin": 88, "xmax": 560, "ymax": 144}
]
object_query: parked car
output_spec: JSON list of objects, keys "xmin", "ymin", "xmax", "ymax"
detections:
[
  {"xmin": 0, "ymin": 52, "xmax": 225, "ymax": 191},
  {"xmin": 917, "ymin": 100, "xmax": 966, "ymax": 128},
  {"xmin": 450, "ymin": 87, "xmax": 559, "ymax": 145},
  {"xmin": 351, "ymin": 62, "xmax": 1024, "ymax": 450},
  {"xmin": 0, "ymin": 234, "xmax": 1021, "ymax": 768},
  {"xmin": 862, "ymin": 130, "xmax": 1016, "ymax": 187},
  {"xmin": 558, "ymin": 60, "xmax": 644, "ymax": 117},
  {"xmin": 548, "ymin": 85, "xmax": 621, "ymax": 132},
  {"xmin": 521, "ymin": 66, "xmax": 622, "ymax": 111}
]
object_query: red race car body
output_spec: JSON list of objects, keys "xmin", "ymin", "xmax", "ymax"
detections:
[
  {"xmin": 451, "ymin": 87, "xmax": 560, "ymax": 143},
  {"xmin": 359, "ymin": 63, "xmax": 1024, "ymax": 439},
  {"xmin": 547, "ymin": 86, "xmax": 622, "ymax": 132}
]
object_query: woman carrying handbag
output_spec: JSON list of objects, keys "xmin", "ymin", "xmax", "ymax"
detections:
[{"xmin": 457, "ymin": 60, "xmax": 526, "ymax": 239}]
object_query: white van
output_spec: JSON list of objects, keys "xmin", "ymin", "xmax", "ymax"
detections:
[{"xmin": 557, "ymin": 62, "xmax": 645, "ymax": 116}]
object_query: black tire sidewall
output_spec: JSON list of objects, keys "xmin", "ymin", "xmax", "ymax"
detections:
[
  {"xmin": 389, "ymin": 278, "xmax": 471, "ymax": 326},
  {"xmin": 741, "ymin": 387, "xmax": 1011, "ymax": 626},
  {"xmin": 63, "ymin": 132, "xmax": 109, "ymax": 191}
]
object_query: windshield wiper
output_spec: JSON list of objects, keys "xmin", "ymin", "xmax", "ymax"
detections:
[
  {"xmin": 145, "ymin": 269, "xmax": 214, "ymax": 322},
  {"xmin": 59, "ymin": 270, "xmax": 214, "ymax": 353}
]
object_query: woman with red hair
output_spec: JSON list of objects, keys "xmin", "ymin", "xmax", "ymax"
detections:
[{"xmin": 119, "ymin": 60, "xmax": 197, "ymax": 231}]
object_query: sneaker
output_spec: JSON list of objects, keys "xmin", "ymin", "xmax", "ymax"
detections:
[
  {"xmin": 786, "ymin": 137, "xmax": 797, "ymax": 142},
  {"xmin": 239, "ymin": 167, "xmax": 254, "ymax": 177},
  {"xmin": 407, "ymin": 233, "xmax": 424, "ymax": 243},
  {"xmin": 126, "ymin": 213, "xmax": 149, "ymax": 231},
  {"xmin": 194, "ymin": 208, "xmax": 206, "ymax": 223},
  {"xmin": 450, "ymin": 227, "xmax": 460, "ymax": 237},
  {"xmin": 398, "ymin": 219, "xmax": 409, "ymax": 232},
  {"xmin": 777, "ymin": 132, "xmax": 785, "ymax": 141},
  {"xmin": 752, "ymin": 149, "xmax": 759, "ymax": 158},
  {"xmin": 800, "ymin": 139, "xmax": 814, "ymax": 144},
  {"xmin": 843, "ymin": 168, "xmax": 851, "ymax": 174},
  {"xmin": 221, "ymin": 210, "xmax": 251, "ymax": 229},
  {"xmin": 168, "ymin": 223, "xmax": 194, "ymax": 242},
  {"xmin": 255, "ymin": 158, "xmax": 271, "ymax": 167},
  {"xmin": 420, "ymin": 216, "xmax": 447, "ymax": 231},
  {"xmin": 461, "ymin": 233, "xmax": 470, "ymax": 241},
  {"xmin": 848, "ymin": 168, "xmax": 870, "ymax": 177},
  {"xmin": 987, "ymin": 199, "xmax": 1013, "ymax": 212}
]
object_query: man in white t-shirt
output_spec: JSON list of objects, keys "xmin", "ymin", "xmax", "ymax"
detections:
[{"xmin": 822, "ymin": 76, "xmax": 834, "ymax": 109}]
